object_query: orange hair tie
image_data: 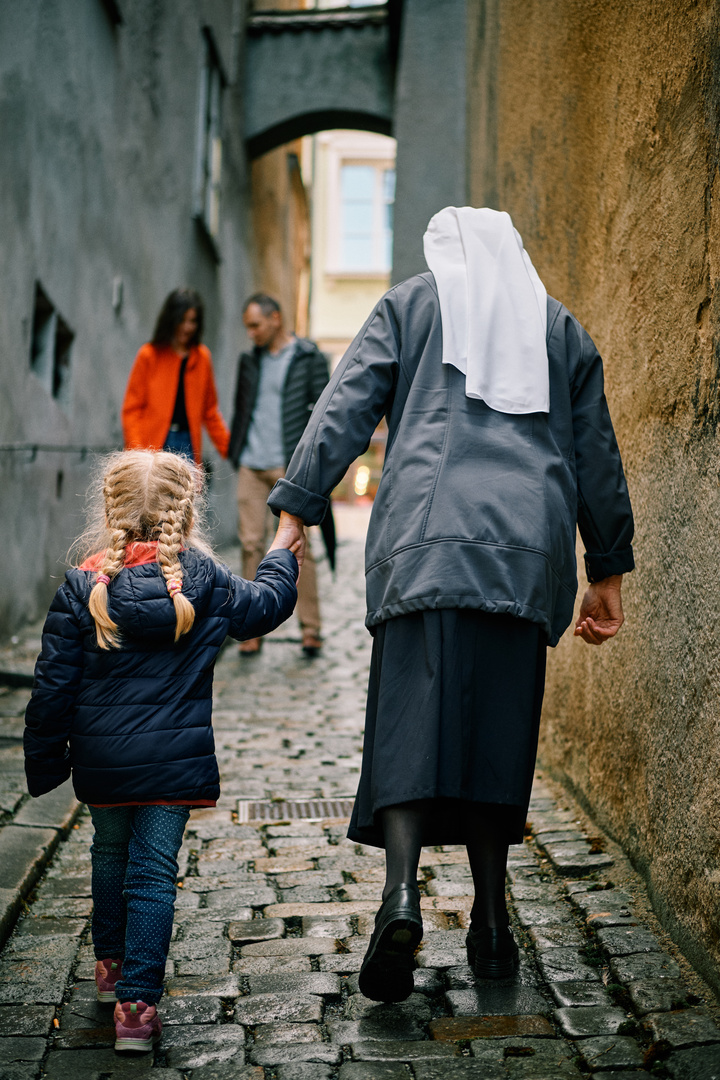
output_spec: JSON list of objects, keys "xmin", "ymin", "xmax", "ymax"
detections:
[{"xmin": 167, "ymin": 578, "xmax": 183, "ymax": 597}]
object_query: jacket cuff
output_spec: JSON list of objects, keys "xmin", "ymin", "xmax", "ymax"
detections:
[
  {"xmin": 584, "ymin": 546, "xmax": 635, "ymax": 583},
  {"xmin": 267, "ymin": 478, "xmax": 329, "ymax": 526}
]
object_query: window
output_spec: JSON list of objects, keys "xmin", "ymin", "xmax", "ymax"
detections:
[
  {"xmin": 29, "ymin": 283, "xmax": 74, "ymax": 403},
  {"xmin": 193, "ymin": 30, "xmax": 225, "ymax": 249},
  {"xmin": 339, "ymin": 163, "xmax": 395, "ymax": 273}
]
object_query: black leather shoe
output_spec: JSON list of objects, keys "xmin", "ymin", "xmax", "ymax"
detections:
[
  {"xmin": 466, "ymin": 925, "xmax": 520, "ymax": 979},
  {"xmin": 358, "ymin": 884, "xmax": 423, "ymax": 1002}
]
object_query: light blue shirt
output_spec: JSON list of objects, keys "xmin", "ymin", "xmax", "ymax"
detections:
[{"xmin": 240, "ymin": 340, "xmax": 296, "ymax": 470}]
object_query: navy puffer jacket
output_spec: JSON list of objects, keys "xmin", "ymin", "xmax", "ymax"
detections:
[{"xmin": 24, "ymin": 548, "xmax": 297, "ymax": 804}]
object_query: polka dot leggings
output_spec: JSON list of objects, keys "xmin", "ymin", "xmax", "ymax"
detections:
[{"xmin": 88, "ymin": 804, "xmax": 190, "ymax": 1004}]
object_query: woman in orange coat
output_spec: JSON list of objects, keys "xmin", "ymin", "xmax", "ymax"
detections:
[{"xmin": 122, "ymin": 289, "xmax": 230, "ymax": 464}]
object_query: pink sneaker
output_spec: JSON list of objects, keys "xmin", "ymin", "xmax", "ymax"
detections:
[
  {"xmin": 95, "ymin": 957, "xmax": 122, "ymax": 1002},
  {"xmin": 113, "ymin": 1000, "xmax": 162, "ymax": 1052}
]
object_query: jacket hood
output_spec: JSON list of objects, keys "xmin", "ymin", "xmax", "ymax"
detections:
[{"xmin": 66, "ymin": 548, "xmax": 218, "ymax": 646}]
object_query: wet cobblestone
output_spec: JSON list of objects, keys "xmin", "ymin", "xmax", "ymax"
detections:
[{"xmin": 0, "ymin": 506, "xmax": 719, "ymax": 1077}]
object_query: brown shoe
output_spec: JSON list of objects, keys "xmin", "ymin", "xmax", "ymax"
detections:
[
  {"xmin": 301, "ymin": 633, "xmax": 323, "ymax": 657},
  {"xmin": 239, "ymin": 638, "xmax": 262, "ymax": 656}
]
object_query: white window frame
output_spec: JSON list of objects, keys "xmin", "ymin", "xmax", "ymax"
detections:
[{"xmin": 322, "ymin": 133, "xmax": 396, "ymax": 277}]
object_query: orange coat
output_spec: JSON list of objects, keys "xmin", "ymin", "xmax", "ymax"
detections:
[{"xmin": 122, "ymin": 342, "xmax": 230, "ymax": 463}]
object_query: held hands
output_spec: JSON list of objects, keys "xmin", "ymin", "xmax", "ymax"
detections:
[
  {"xmin": 574, "ymin": 574, "xmax": 624, "ymax": 646},
  {"xmin": 269, "ymin": 511, "xmax": 306, "ymax": 570}
]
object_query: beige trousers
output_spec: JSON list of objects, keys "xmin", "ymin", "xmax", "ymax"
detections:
[{"xmin": 237, "ymin": 465, "xmax": 321, "ymax": 635}]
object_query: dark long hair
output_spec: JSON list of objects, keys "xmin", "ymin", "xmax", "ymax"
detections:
[{"xmin": 151, "ymin": 288, "xmax": 204, "ymax": 347}]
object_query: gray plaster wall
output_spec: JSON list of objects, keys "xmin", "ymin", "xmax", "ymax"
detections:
[
  {"xmin": 391, "ymin": 0, "xmax": 469, "ymax": 284},
  {"xmin": 0, "ymin": 0, "xmax": 251, "ymax": 637}
]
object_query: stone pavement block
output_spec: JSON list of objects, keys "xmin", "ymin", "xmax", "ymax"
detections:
[
  {"xmin": 572, "ymin": 890, "xmax": 634, "ymax": 916},
  {"xmin": 13, "ymin": 781, "xmax": 79, "ymax": 833},
  {"xmin": 596, "ymin": 925, "xmax": 662, "ymax": 956},
  {"xmin": 431, "ymin": 1015, "xmax": 554, "ymax": 1040},
  {"xmin": 0, "ymin": 1005, "xmax": 55, "ymax": 1036},
  {"xmin": 0, "ymin": 1038, "xmax": 46, "ymax": 1063},
  {"xmin": 576, "ymin": 1034, "xmax": 645, "ymax": 1070},
  {"xmin": 416, "ymin": 945, "xmax": 467, "ymax": 969},
  {"xmin": 665, "ymin": 1043, "xmax": 720, "ymax": 1078},
  {"xmin": 0, "ymin": 890, "xmax": 24, "ymax": 947},
  {"xmin": 627, "ymin": 978, "xmax": 688, "ymax": 1014},
  {"xmin": 319, "ymin": 953, "xmax": 364, "ymax": 972},
  {"xmin": 254, "ymin": 857, "xmax": 314, "ymax": 874},
  {"xmin": 279, "ymin": 885, "xmax": 335, "ymax": 902},
  {"xmin": 0, "ymin": 959, "xmax": 72, "ymax": 1004},
  {"xmin": 234, "ymin": 991, "xmax": 323, "ymax": 1024},
  {"xmin": 170, "ymin": 937, "xmax": 233, "ymax": 961},
  {"xmin": 414, "ymin": 1063, "xmax": 504, "ymax": 1080},
  {"xmin": 339, "ymin": 1065, "xmax": 413, "ymax": 1080},
  {"xmin": 254, "ymin": 1022, "xmax": 322, "ymax": 1044},
  {"xmin": 0, "ymin": 826, "xmax": 59, "ymax": 893},
  {"xmin": 240, "ymin": 936, "xmax": 337, "ymax": 956},
  {"xmin": 327, "ymin": 1017, "xmax": 424, "ymax": 1044},
  {"xmin": 247, "ymin": 972, "xmax": 341, "ymax": 996},
  {"xmin": 205, "ymin": 886, "xmax": 277, "ymax": 907},
  {"xmin": 303, "ymin": 914, "xmax": 353, "ymax": 937},
  {"xmin": 15, "ymin": 916, "xmax": 85, "ymax": 938},
  {"xmin": 165, "ymin": 974, "xmax": 240, "ymax": 997},
  {"xmin": 610, "ymin": 952, "xmax": 682, "ymax": 982},
  {"xmin": 228, "ymin": 917, "xmax": 284, "ymax": 943},
  {"xmin": 445, "ymin": 986, "xmax": 550, "ymax": 1017},
  {"xmin": 161, "ymin": 996, "xmax": 224, "ymax": 1025},
  {"xmin": 36, "ymin": 875, "xmax": 92, "ymax": 899},
  {"xmin": 191, "ymin": 1066, "xmax": 263, "ymax": 1080},
  {"xmin": 264, "ymin": 901, "xmax": 378, "ymax": 918},
  {"xmin": 554, "ymin": 1005, "xmax": 629, "ymax": 1037},
  {"xmin": 536, "ymin": 947, "xmax": 602, "ymax": 983},
  {"xmin": 345, "ymin": 994, "xmax": 431, "ymax": 1024},
  {"xmin": 544, "ymin": 847, "xmax": 614, "ymax": 875},
  {"xmin": 647, "ymin": 1008, "xmax": 720, "ymax": 1049},
  {"xmin": 161, "ymin": 1023, "xmax": 247, "ymax": 1069},
  {"xmin": 176, "ymin": 955, "xmax": 232, "ymax": 976},
  {"xmin": 42, "ymin": 1049, "xmax": 180, "ymax": 1077},
  {"xmin": 276, "ymin": 1065, "xmax": 334, "ymax": 1080},
  {"xmin": 29, "ymin": 898, "xmax": 92, "ymax": 919},
  {"xmin": 514, "ymin": 901, "xmax": 574, "ymax": 928},
  {"xmin": 351, "ymin": 1040, "xmax": 458, "ymax": 1061},
  {"xmin": 249, "ymin": 1042, "xmax": 343, "ymax": 1065},
  {"xmin": 234, "ymin": 954, "xmax": 313, "ymax": 975},
  {"xmin": 510, "ymin": 883, "xmax": 563, "ymax": 903},
  {"xmin": 528, "ymin": 925, "xmax": 584, "ymax": 949},
  {"xmin": 548, "ymin": 981, "xmax": 612, "ymax": 1007}
]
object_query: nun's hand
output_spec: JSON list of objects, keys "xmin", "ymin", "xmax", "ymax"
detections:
[
  {"xmin": 269, "ymin": 511, "xmax": 306, "ymax": 570},
  {"xmin": 574, "ymin": 575, "xmax": 624, "ymax": 645}
]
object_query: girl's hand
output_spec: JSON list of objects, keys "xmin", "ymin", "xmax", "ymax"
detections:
[{"xmin": 269, "ymin": 511, "xmax": 306, "ymax": 569}]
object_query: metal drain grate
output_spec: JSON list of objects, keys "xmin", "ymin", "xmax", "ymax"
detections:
[{"xmin": 236, "ymin": 798, "xmax": 355, "ymax": 823}]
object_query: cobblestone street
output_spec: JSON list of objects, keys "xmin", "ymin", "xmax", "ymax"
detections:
[{"xmin": 1, "ymin": 507, "xmax": 719, "ymax": 1079}]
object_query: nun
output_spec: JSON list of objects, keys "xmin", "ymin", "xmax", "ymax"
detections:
[{"xmin": 267, "ymin": 207, "xmax": 635, "ymax": 1002}]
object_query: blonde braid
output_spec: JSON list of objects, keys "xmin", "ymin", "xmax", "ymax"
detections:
[
  {"xmin": 156, "ymin": 469, "xmax": 196, "ymax": 641},
  {"xmin": 88, "ymin": 470, "xmax": 135, "ymax": 649}
]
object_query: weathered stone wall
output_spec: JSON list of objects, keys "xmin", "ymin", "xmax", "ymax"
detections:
[
  {"xmin": 0, "ymin": 0, "xmax": 250, "ymax": 636},
  {"xmin": 468, "ymin": 0, "xmax": 720, "ymax": 988}
]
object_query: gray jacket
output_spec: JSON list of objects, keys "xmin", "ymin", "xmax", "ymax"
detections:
[{"xmin": 267, "ymin": 272, "xmax": 634, "ymax": 646}]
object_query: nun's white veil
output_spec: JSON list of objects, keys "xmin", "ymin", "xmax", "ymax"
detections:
[{"xmin": 423, "ymin": 207, "xmax": 549, "ymax": 415}]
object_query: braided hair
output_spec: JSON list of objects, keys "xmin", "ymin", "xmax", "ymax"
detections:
[{"xmin": 82, "ymin": 450, "xmax": 211, "ymax": 649}]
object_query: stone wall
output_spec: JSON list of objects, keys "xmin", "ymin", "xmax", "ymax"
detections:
[
  {"xmin": 0, "ymin": 0, "xmax": 250, "ymax": 636},
  {"xmin": 467, "ymin": 0, "xmax": 720, "ymax": 989}
]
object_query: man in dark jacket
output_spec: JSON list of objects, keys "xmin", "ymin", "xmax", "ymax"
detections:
[{"xmin": 229, "ymin": 293, "xmax": 330, "ymax": 655}]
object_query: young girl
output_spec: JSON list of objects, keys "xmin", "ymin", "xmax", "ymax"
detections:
[{"xmin": 23, "ymin": 450, "xmax": 298, "ymax": 1052}]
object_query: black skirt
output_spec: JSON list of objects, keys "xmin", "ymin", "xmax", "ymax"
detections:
[{"xmin": 347, "ymin": 609, "xmax": 548, "ymax": 848}]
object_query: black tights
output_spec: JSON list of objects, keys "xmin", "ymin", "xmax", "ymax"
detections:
[{"xmin": 380, "ymin": 800, "xmax": 510, "ymax": 928}]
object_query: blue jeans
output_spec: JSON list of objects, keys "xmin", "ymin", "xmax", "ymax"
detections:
[
  {"xmin": 89, "ymin": 805, "xmax": 190, "ymax": 1004},
  {"xmin": 163, "ymin": 429, "xmax": 194, "ymax": 459}
]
